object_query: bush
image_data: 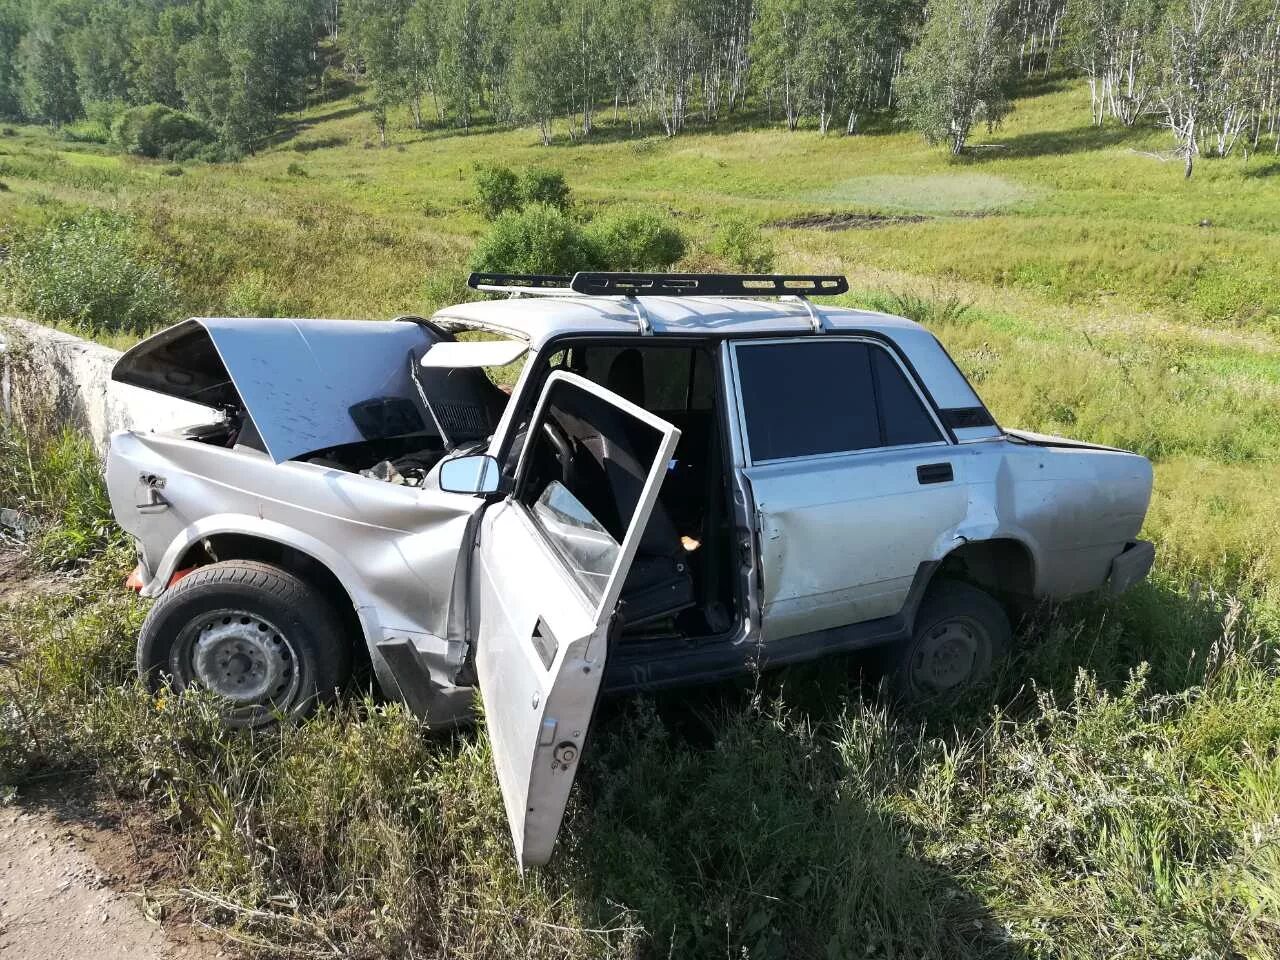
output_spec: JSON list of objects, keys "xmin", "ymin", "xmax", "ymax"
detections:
[
  {"xmin": 470, "ymin": 203, "xmax": 597, "ymax": 275},
  {"xmin": 162, "ymin": 165, "xmax": 183, "ymax": 177},
  {"xmin": 475, "ymin": 166, "xmax": 572, "ymax": 220},
  {"xmin": 286, "ymin": 161, "xmax": 308, "ymax": 177},
  {"xmin": 112, "ymin": 103, "xmax": 215, "ymax": 161},
  {"xmin": 519, "ymin": 167, "xmax": 570, "ymax": 210},
  {"xmin": 588, "ymin": 206, "xmax": 685, "ymax": 270},
  {"xmin": 475, "ymin": 164, "xmax": 521, "ymax": 219},
  {"xmin": 3, "ymin": 212, "xmax": 178, "ymax": 336},
  {"xmin": 712, "ymin": 215, "xmax": 775, "ymax": 272}
]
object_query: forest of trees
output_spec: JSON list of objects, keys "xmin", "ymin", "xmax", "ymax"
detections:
[{"xmin": 0, "ymin": 0, "xmax": 1277, "ymax": 172}]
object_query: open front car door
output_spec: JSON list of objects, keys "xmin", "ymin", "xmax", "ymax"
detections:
[{"xmin": 473, "ymin": 371, "xmax": 680, "ymax": 868}]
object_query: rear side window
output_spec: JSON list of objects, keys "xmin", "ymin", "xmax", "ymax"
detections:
[
  {"xmin": 871, "ymin": 347, "xmax": 944, "ymax": 447},
  {"xmin": 734, "ymin": 340, "xmax": 943, "ymax": 463}
]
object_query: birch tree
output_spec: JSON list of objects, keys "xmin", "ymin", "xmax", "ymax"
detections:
[
  {"xmin": 896, "ymin": 0, "xmax": 1016, "ymax": 153},
  {"xmin": 1151, "ymin": 0, "xmax": 1256, "ymax": 174}
]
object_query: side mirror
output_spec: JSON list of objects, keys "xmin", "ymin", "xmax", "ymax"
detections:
[{"xmin": 439, "ymin": 454, "xmax": 502, "ymax": 495}]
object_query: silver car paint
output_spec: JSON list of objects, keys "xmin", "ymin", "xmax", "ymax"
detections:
[
  {"xmin": 472, "ymin": 371, "xmax": 681, "ymax": 868},
  {"xmin": 115, "ymin": 317, "xmax": 439, "ymax": 463},
  {"xmin": 107, "ymin": 306, "xmax": 1154, "ymax": 728},
  {"xmin": 106, "ymin": 429, "xmax": 485, "ymax": 716},
  {"xmin": 721, "ymin": 337, "xmax": 1153, "ymax": 641}
]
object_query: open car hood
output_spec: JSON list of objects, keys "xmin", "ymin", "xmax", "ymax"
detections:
[{"xmin": 113, "ymin": 317, "xmax": 438, "ymax": 463}]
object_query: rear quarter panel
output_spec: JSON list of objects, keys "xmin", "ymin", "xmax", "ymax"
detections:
[{"xmin": 959, "ymin": 438, "xmax": 1154, "ymax": 597}]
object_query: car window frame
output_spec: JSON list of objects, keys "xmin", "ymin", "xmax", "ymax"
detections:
[{"xmin": 728, "ymin": 335, "xmax": 951, "ymax": 467}]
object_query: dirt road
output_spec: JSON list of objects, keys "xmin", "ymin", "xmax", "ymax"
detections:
[{"xmin": 0, "ymin": 802, "xmax": 223, "ymax": 960}]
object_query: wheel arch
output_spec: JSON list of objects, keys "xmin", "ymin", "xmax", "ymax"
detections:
[
  {"xmin": 931, "ymin": 536, "xmax": 1037, "ymax": 604},
  {"xmin": 151, "ymin": 517, "xmax": 377, "ymax": 665}
]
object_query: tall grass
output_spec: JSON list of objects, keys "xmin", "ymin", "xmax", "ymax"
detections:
[
  {"xmin": 0, "ymin": 544, "xmax": 1275, "ymax": 958},
  {"xmin": 0, "ymin": 368, "xmax": 121, "ymax": 569}
]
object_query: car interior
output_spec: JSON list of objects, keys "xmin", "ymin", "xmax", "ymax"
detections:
[{"xmin": 511, "ymin": 340, "xmax": 739, "ymax": 646}]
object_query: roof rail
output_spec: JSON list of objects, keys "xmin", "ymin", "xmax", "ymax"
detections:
[
  {"xmin": 569, "ymin": 272, "xmax": 848, "ymax": 298},
  {"xmin": 466, "ymin": 271, "xmax": 849, "ymax": 299}
]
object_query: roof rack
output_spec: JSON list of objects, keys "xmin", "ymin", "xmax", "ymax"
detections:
[
  {"xmin": 466, "ymin": 271, "xmax": 848, "ymax": 299},
  {"xmin": 467, "ymin": 272, "xmax": 572, "ymax": 296},
  {"xmin": 568, "ymin": 272, "xmax": 848, "ymax": 298}
]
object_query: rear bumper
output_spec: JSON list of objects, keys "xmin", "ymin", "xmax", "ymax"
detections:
[{"xmin": 1107, "ymin": 540, "xmax": 1155, "ymax": 595}]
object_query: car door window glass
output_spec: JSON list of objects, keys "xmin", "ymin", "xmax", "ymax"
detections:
[
  {"xmin": 518, "ymin": 378, "xmax": 664, "ymax": 604},
  {"xmin": 735, "ymin": 340, "xmax": 878, "ymax": 461},
  {"xmin": 735, "ymin": 340, "xmax": 942, "ymax": 462}
]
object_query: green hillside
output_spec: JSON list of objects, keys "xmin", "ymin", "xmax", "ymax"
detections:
[{"xmin": 2, "ymin": 75, "xmax": 1280, "ymax": 959}]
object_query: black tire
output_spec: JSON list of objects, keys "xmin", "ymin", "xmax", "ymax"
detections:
[
  {"xmin": 137, "ymin": 560, "xmax": 351, "ymax": 727},
  {"xmin": 883, "ymin": 580, "xmax": 1010, "ymax": 706}
]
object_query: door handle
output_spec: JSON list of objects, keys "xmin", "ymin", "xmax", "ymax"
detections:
[{"xmin": 916, "ymin": 462, "xmax": 954, "ymax": 485}]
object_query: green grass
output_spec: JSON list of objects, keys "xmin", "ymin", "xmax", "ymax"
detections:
[{"xmin": 1, "ymin": 73, "xmax": 1279, "ymax": 959}]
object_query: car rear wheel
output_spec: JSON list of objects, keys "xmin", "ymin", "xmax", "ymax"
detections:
[
  {"xmin": 137, "ymin": 560, "xmax": 351, "ymax": 727},
  {"xmin": 883, "ymin": 580, "xmax": 1010, "ymax": 705}
]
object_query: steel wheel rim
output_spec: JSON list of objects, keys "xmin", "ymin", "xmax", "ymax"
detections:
[
  {"xmin": 910, "ymin": 616, "xmax": 985, "ymax": 694},
  {"xmin": 176, "ymin": 608, "xmax": 301, "ymax": 716}
]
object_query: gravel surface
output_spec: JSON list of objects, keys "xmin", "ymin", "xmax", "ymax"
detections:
[{"xmin": 0, "ymin": 804, "xmax": 224, "ymax": 960}]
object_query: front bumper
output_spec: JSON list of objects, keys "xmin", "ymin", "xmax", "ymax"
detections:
[{"xmin": 1106, "ymin": 540, "xmax": 1155, "ymax": 595}]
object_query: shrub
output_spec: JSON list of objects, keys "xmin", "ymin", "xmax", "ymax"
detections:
[
  {"xmin": 712, "ymin": 215, "xmax": 775, "ymax": 272},
  {"xmin": 470, "ymin": 203, "xmax": 597, "ymax": 275},
  {"xmin": 112, "ymin": 103, "xmax": 215, "ymax": 161},
  {"xmin": 863, "ymin": 287, "xmax": 973, "ymax": 326},
  {"xmin": 519, "ymin": 167, "xmax": 570, "ymax": 210},
  {"xmin": 3, "ymin": 212, "xmax": 178, "ymax": 336},
  {"xmin": 475, "ymin": 164, "xmax": 521, "ymax": 219},
  {"xmin": 195, "ymin": 142, "xmax": 231, "ymax": 163},
  {"xmin": 286, "ymin": 161, "xmax": 308, "ymax": 177},
  {"xmin": 162, "ymin": 165, "xmax": 183, "ymax": 177},
  {"xmin": 291, "ymin": 135, "xmax": 347, "ymax": 153},
  {"xmin": 588, "ymin": 206, "xmax": 685, "ymax": 270}
]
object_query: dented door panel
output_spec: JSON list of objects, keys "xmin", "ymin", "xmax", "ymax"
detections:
[{"xmin": 746, "ymin": 446, "xmax": 970, "ymax": 640}]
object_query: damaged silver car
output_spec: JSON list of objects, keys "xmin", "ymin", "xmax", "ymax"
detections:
[{"xmin": 106, "ymin": 272, "xmax": 1156, "ymax": 868}]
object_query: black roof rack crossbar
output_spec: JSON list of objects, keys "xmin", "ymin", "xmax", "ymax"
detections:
[
  {"xmin": 467, "ymin": 272, "xmax": 571, "ymax": 290},
  {"xmin": 569, "ymin": 272, "xmax": 848, "ymax": 298}
]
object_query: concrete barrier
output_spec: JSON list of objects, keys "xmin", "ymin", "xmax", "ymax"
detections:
[{"xmin": 1, "ymin": 317, "xmax": 216, "ymax": 450}]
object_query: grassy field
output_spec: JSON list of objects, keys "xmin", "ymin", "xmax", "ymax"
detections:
[{"xmin": 2, "ymin": 74, "xmax": 1280, "ymax": 958}]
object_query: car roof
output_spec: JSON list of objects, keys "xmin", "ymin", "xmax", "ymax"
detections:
[
  {"xmin": 432, "ymin": 294, "xmax": 992, "ymax": 418},
  {"xmin": 432, "ymin": 295, "xmax": 924, "ymax": 346}
]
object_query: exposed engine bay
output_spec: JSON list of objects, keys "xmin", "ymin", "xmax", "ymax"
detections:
[{"xmin": 136, "ymin": 317, "xmax": 518, "ymax": 488}]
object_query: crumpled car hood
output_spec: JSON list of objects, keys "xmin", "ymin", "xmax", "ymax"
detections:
[{"xmin": 113, "ymin": 317, "xmax": 437, "ymax": 463}]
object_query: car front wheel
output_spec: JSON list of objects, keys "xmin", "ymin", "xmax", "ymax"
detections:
[
  {"xmin": 137, "ymin": 560, "xmax": 351, "ymax": 727},
  {"xmin": 883, "ymin": 580, "xmax": 1011, "ymax": 706}
]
